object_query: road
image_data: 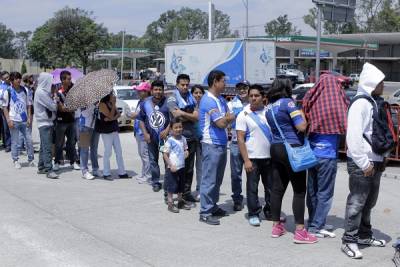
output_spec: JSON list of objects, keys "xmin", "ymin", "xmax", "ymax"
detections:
[{"xmin": 0, "ymin": 127, "xmax": 399, "ymax": 267}]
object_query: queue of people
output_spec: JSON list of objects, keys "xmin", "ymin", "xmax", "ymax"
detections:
[{"xmin": 0, "ymin": 62, "xmax": 394, "ymax": 260}]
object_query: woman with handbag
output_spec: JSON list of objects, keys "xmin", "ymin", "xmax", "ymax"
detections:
[{"xmin": 265, "ymin": 79, "xmax": 318, "ymax": 244}]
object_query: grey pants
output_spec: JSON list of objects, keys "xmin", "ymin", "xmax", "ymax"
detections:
[
  {"xmin": 135, "ymin": 135, "xmax": 151, "ymax": 180},
  {"xmin": 342, "ymin": 158, "xmax": 383, "ymax": 244}
]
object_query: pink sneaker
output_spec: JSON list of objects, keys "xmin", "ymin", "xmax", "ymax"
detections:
[
  {"xmin": 293, "ymin": 229, "xmax": 318, "ymax": 244},
  {"xmin": 271, "ymin": 222, "xmax": 286, "ymax": 238}
]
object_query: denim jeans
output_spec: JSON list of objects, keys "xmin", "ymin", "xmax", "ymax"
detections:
[
  {"xmin": 10, "ymin": 121, "xmax": 34, "ymax": 162},
  {"xmin": 101, "ymin": 131, "xmax": 126, "ymax": 176},
  {"xmin": 1, "ymin": 110, "xmax": 11, "ymax": 149},
  {"xmin": 195, "ymin": 140, "xmax": 202, "ymax": 192},
  {"xmin": 183, "ymin": 140, "xmax": 197, "ymax": 197},
  {"xmin": 55, "ymin": 122, "xmax": 77, "ymax": 164},
  {"xmin": 342, "ymin": 158, "xmax": 382, "ymax": 244},
  {"xmin": 246, "ymin": 158, "xmax": 272, "ymax": 217},
  {"xmin": 307, "ymin": 158, "xmax": 337, "ymax": 232},
  {"xmin": 147, "ymin": 139, "xmax": 164, "ymax": 186},
  {"xmin": 199, "ymin": 143, "xmax": 227, "ymax": 216},
  {"xmin": 38, "ymin": 126, "xmax": 54, "ymax": 171},
  {"xmin": 230, "ymin": 142, "xmax": 244, "ymax": 204},
  {"xmin": 18, "ymin": 125, "xmax": 32, "ymax": 151},
  {"xmin": 135, "ymin": 135, "xmax": 151, "ymax": 180},
  {"xmin": 79, "ymin": 127, "xmax": 99, "ymax": 175}
]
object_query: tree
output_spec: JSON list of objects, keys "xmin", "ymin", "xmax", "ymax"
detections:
[
  {"xmin": 0, "ymin": 23, "xmax": 16, "ymax": 58},
  {"xmin": 264, "ymin": 15, "xmax": 301, "ymax": 37},
  {"xmin": 370, "ymin": 0, "xmax": 400, "ymax": 32},
  {"xmin": 21, "ymin": 60, "xmax": 27, "ymax": 74},
  {"xmin": 28, "ymin": 7, "xmax": 109, "ymax": 73},
  {"xmin": 14, "ymin": 31, "xmax": 32, "ymax": 59}
]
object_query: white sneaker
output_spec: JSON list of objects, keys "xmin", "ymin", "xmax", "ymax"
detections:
[
  {"xmin": 53, "ymin": 163, "xmax": 60, "ymax": 171},
  {"xmin": 342, "ymin": 243, "xmax": 363, "ymax": 259},
  {"xmin": 358, "ymin": 237, "xmax": 386, "ymax": 247},
  {"xmin": 82, "ymin": 172, "xmax": 95, "ymax": 180},
  {"xmin": 72, "ymin": 162, "xmax": 81, "ymax": 170},
  {"xmin": 28, "ymin": 161, "xmax": 36, "ymax": 167},
  {"xmin": 136, "ymin": 176, "xmax": 147, "ymax": 184},
  {"xmin": 316, "ymin": 229, "xmax": 336, "ymax": 238},
  {"xmin": 14, "ymin": 161, "xmax": 21, "ymax": 169}
]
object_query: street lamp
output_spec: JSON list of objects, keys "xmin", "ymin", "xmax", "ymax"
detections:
[{"xmin": 242, "ymin": 0, "xmax": 249, "ymax": 38}]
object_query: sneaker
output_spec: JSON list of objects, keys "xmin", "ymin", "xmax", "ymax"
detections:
[
  {"xmin": 177, "ymin": 200, "xmax": 191, "ymax": 210},
  {"xmin": 82, "ymin": 172, "xmax": 95, "ymax": 180},
  {"xmin": 293, "ymin": 229, "xmax": 318, "ymax": 244},
  {"xmin": 92, "ymin": 170, "xmax": 102, "ymax": 177},
  {"xmin": 199, "ymin": 215, "xmax": 220, "ymax": 225},
  {"xmin": 152, "ymin": 183, "xmax": 162, "ymax": 192},
  {"xmin": 72, "ymin": 162, "xmax": 80, "ymax": 170},
  {"xmin": 119, "ymin": 173, "xmax": 132, "ymax": 179},
  {"xmin": 315, "ymin": 229, "xmax": 336, "ymax": 238},
  {"xmin": 233, "ymin": 202, "xmax": 243, "ymax": 211},
  {"xmin": 103, "ymin": 175, "xmax": 114, "ymax": 181},
  {"xmin": 46, "ymin": 171, "xmax": 59, "ymax": 179},
  {"xmin": 342, "ymin": 243, "xmax": 363, "ymax": 259},
  {"xmin": 212, "ymin": 208, "xmax": 229, "ymax": 217},
  {"xmin": 271, "ymin": 222, "xmax": 286, "ymax": 238},
  {"xmin": 53, "ymin": 163, "xmax": 60, "ymax": 171},
  {"xmin": 358, "ymin": 237, "xmax": 386, "ymax": 247},
  {"xmin": 136, "ymin": 177, "xmax": 147, "ymax": 184},
  {"xmin": 14, "ymin": 161, "xmax": 21, "ymax": 169},
  {"xmin": 183, "ymin": 194, "xmax": 197, "ymax": 203},
  {"xmin": 37, "ymin": 169, "xmax": 49, "ymax": 174},
  {"xmin": 28, "ymin": 161, "xmax": 36, "ymax": 167},
  {"xmin": 249, "ymin": 216, "xmax": 261, "ymax": 227},
  {"xmin": 168, "ymin": 203, "xmax": 179, "ymax": 213}
]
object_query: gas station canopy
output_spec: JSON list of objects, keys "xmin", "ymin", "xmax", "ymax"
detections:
[{"xmin": 93, "ymin": 48, "xmax": 152, "ymax": 60}]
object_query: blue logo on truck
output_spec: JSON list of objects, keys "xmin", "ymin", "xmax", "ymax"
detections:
[{"xmin": 170, "ymin": 52, "xmax": 186, "ymax": 75}]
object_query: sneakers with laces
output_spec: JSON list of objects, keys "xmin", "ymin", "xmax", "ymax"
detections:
[
  {"xmin": 249, "ymin": 216, "xmax": 261, "ymax": 227},
  {"xmin": 315, "ymin": 229, "xmax": 336, "ymax": 238},
  {"xmin": 72, "ymin": 162, "xmax": 81, "ymax": 170},
  {"xmin": 82, "ymin": 172, "xmax": 95, "ymax": 180},
  {"xmin": 271, "ymin": 222, "xmax": 286, "ymax": 238},
  {"xmin": 14, "ymin": 161, "xmax": 21, "ymax": 169},
  {"xmin": 53, "ymin": 163, "xmax": 60, "ymax": 171},
  {"xmin": 293, "ymin": 228, "xmax": 318, "ymax": 244},
  {"xmin": 342, "ymin": 243, "xmax": 363, "ymax": 259},
  {"xmin": 358, "ymin": 237, "xmax": 386, "ymax": 247}
]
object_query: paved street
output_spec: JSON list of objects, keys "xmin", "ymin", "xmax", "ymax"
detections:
[{"xmin": 0, "ymin": 127, "xmax": 399, "ymax": 267}]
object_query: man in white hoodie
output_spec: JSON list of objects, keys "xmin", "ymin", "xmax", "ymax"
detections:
[
  {"xmin": 34, "ymin": 73, "xmax": 59, "ymax": 179},
  {"xmin": 341, "ymin": 63, "xmax": 387, "ymax": 259}
]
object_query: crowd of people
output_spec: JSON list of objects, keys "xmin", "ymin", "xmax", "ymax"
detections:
[{"xmin": 0, "ymin": 62, "xmax": 394, "ymax": 259}]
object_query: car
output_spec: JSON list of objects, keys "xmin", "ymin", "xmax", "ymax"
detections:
[
  {"xmin": 116, "ymin": 98, "xmax": 132, "ymax": 128},
  {"xmin": 309, "ymin": 70, "xmax": 352, "ymax": 88},
  {"xmin": 388, "ymin": 89, "xmax": 400, "ymax": 106},
  {"xmin": 113, "ymin": 85, "xmax": 140, "ymax": 113},
  {"xmin": 280, "ymin": 63, "xmax": 305, "ymax": 83},
  {"xmin": 292, "ymin": 83, "xmax": 315, "ymax": 101},
  {"xmin": 349, "ymin": 73, "xmax": 360, "ymax": 83},
  {"xmin": 276, "ymin": 68, "xmax": 298, "ymax": 86}
]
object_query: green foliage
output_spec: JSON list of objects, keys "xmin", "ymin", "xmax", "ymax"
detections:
[
  {"xmin": 0, "ymin": 23, "xmax": 16, "ymax": 58},
  {"xmin": 21, "ymin": 60, "xmax": 27, "ymax": 74},
  {"xmin": 264, "ymin": 15, "xmax": 301, "ymax": 37}
]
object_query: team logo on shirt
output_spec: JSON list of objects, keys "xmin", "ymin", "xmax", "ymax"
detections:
[
  {"xmin": 14, "ymin": 101, "xmax": 26, "ymax": 114},
  {"xmin": 149, "ymin": 111, "xmax": 166, "ymax": 130}
]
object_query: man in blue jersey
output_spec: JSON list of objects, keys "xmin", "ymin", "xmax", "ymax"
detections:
[
  {"xmin": 138, "ymin": 80, "xmax": 170, "ymax": 192},
  {"xmin": 0, "ymin": 71, "xmax": 11, "ymax": 152},
  {"xmin": 198, "ymin": 70, "xmax": 235, "ymax": 225}
]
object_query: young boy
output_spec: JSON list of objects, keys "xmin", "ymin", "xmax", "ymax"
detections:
[{"xmin": 162, "ymin": 118, "xmax": 191, "ymax": 213}]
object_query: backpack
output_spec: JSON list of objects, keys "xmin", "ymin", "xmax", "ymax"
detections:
[{"xmin": 349, "ymin": 95, "xmax": 396, "ymax": 155}]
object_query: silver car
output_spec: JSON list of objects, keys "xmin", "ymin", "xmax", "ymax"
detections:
[{"xmin": 116, "ymin": 98, "xmax": 132, "ymax": 128}]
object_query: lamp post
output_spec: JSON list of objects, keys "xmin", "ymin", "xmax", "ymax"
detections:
[
  {"xmin": 242, "ymin": 0, "xmax": 249, "ymax": 38},
  {"xmin": 121, "ymin": 30, "xmax": 125, "ymax": 81}
]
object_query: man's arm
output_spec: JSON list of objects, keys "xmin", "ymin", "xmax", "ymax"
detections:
[
  {"xmin": 139, "ymin": 121, "xmax": 151, "ymax": 143},
  {"xmin": 237, "ymin": 130, "xmax": 253, "ymax": 173},
  {"xmin": 213, "ymin": 112, "xmax": 235, "ymax": 129}
]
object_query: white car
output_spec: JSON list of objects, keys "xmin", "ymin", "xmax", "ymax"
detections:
[
  {"xmin": 116, "ymin": 98, "xmax": 132, "ymax": 128},
  {"xmin": 388, "ymin": 89, "xmax": 400, "ymax": 106},
  {"xmin": 113, "ymin": 86, "xmax": 140, "ymax": 113},
  {"xmin": 292, "ymin": 83, "xmax": 315, "ymax": 101},
  {"xmin": 349, "ymin": 73, "xmax": 360, "ymax": 83}
]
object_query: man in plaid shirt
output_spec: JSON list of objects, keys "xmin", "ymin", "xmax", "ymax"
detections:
[{"xmin": 303, "ymin": 74, "xmax": 349, "ymax": 238}]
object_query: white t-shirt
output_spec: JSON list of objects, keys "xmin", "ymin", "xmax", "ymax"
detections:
[
  {"xmin": 236, "ymin": 105, "xmax": 271, "ymax": 159},
  {"xmin": 2, "ymin": 86, "xmax": 31, "ymax": 122},
  {"xmin": 162, "ymin": 136, "xmax": 188, "ymax": 170}
]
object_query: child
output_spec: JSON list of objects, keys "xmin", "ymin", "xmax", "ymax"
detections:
[{"xmin": 162, "ymin": 118, "xmax": 191, "ymax": 213}]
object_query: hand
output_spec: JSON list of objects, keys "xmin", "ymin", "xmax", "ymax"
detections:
[
  {"xmin": 184, "ymin": 150, "xmax": 189, "ymax": 159},
  {"xmin": 171, "ymin": 109, "xmax": 183, "ymax": 118},
  {"xmin": 170, "ymin": 165, "xmax": 177, "ymax": 172},
  {"xmin": 160, "ymin": 128, "xmax": 169, "ymax": 140},
  {"xmin": 363, "ymin": 163, "xmax": 375, "ymax": 177},
  {"xmin": 7, "ymin": 120, "xmax": 13, "ymax": 129},
  {"xmin": 244, "ymin": 160, "xmax": 254, "ymax": 173},
  {"xmin": 226, "ymin": 112, "xmax": 235, "ymax": 123},
  {"xmin": 143, "ymin": 133, "xmax": 151, "ymax": 144}
]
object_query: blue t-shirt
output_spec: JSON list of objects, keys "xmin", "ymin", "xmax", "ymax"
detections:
[
  {"xmin": 199, "ymin": 91, "xmax": 229, "ymax": 146},
  {"xmin": 138, "ymin": 96, "xmax": 170, "ymax": 141},
  {"xmin": 266, "ymin": 98, "xmax": 305, "ymax": 145},
  {"xmin": 309, "ymin": 133, "xmax": 339, "ymax": 159}
]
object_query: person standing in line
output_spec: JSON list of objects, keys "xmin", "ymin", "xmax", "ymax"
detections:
[
  {"xmin": 227, "ymin": 81, "xmax": 249, "ymax": 211},
  {"xmin": 236, "ymin": 84, "xmax": 273, "ymax": 226},
  {"xmin": 303, "ymin": 74, "xmax": 349, "ymax": 238},
  {"xmin": 167, "ymin": 74, "xmax": 199, "ymax": 203},
  {"xmin": 0, "ymin": 71, "xmax": 12, "ymax": 152},
  {"xmin": 34, "ymin": 72, "xmax": 59, "ymax": 179},
  {"xmin": 198, "ymin": 70, "xmax": 235, "ymax": 225},
  {"xmin": 130, "ymin": 82, "xmax": 151, "ymax": 184},
  {"xmin": 265, "ymin": 79, "xmax": 317, "ymax": 244},
  {"xmin": 341, "ymin": 63, "xmax": 387, "ymax": 259},
  {"xmin": 54, "ymin": 70, "xmax": 80, "ymax": 171},
  {"xmin": 95, "ymin": 92, "xmax": 131, "ymax": 180},
  {"xmin": 162, "ymin": 118, "xmax": 192, "ymax": 213},
  {"xmin": 2, "ymin": 71, "xmax": 34, "ymax": 169},
  {"xmin": 18, "ymin": 74, "xmax": 35, "ymax": 154},
  {"xmin": 191, "ymin": 84, "xmax": 205, "ymax": 201},
  {"xmin": 138, "ymin": 80, "xmax": 170, "ymax": 192}
]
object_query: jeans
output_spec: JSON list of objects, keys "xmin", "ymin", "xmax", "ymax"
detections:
[
  {"xmin": 135, "ymin": 135, "xmax": 151, "ymax": 180},
  {"xmin": 230, "ymin": 142, "xmax": 244, "ymax": 203},
  {"xmin": 101, "ymin": 131, "xmax": 126, "ymax": 176},
  {"xmin": 195, "ymin": 140, "xmax": 202, "ymax": 192},
  {"xmin": 147, "ymin": 139, "xmax": 164, "ymax": 186},
  {"xmin": 79, "ymin": 127, "xmax": 99, "ymax": 175},
  {"xmin": 307, "ymin": 158, "xmax": 337, "ymax": 232},
  {"xmin": 246, "ymin": 158, "xmax": 272, "ymax": 217},
  {"xmin": 342, "ymin": 158, "xmax": 382, "ymax": 244},
  {"xmin": 1, "ymin": 110, "xmax": 11, "ymax": 149},
  {"xmin": 199, "ymin": 143, "xmax": 227, "ymax": 216},
  {"xmin": 183, "ymin": 140, "xmax": 197, "ymax": 197},
  {"xmin": 18, "ymin": 125, "xmax": 32, "ymax": 151},
  {"xmin": 55, "ymin": 122, "xmax": 77, "ymax": 164},
  {"xmin": 38, "ymin": 126, "xmax": 54, "ymax": 171},
  {"xmin": 10, "ymin": 121, "xmax": 34, "ymax": 162}
]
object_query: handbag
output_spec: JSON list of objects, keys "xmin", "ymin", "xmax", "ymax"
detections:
[{"xmin": 269, "ymin": 105, "xmax": 317, "ymax": 172}]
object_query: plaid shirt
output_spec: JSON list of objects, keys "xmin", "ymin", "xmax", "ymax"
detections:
[{"xmin": 303, "ymin": 74, "xmax": 349, "ymax": 135}]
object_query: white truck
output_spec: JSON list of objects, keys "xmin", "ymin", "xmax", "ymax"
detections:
[{"xmin": 165, "ymin": 38, "xmax": 276, "ymax": 90}]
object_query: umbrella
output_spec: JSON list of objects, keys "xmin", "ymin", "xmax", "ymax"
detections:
[
  {"xmin": 51, "ymin": 68, "xmax": 84, "ymax": 84},
  {"xmin": 65, "ymin": 69, "xmax": 118, "ymax": 110}
]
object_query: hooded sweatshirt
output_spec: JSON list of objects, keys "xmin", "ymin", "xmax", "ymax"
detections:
[
  {"xmin": 34, "ymin": 73, "xmax": 57, "ymax": 128},
  {"xmin": 346, "ymin": 63, "xmax": 385, "ymax": 170}
]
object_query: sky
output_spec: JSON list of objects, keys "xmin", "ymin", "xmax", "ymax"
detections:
[{"xmin": 1, "ymin": 0, "xmax": 316, "ymax": 37}]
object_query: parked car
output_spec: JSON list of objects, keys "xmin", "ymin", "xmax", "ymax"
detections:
[
  {"xmin": 388, "ymin": 89, "xmax": 400, "ymax": 106},
  {"xmin": 276, "ymin": 68, "xmax": 298, "ymax": 86},
  {"xmin": 292, "ymin": 83, "xmax": 315, "ymax": 101},
  {"xmin": 280, "ymin": 63, "xmax": 305, "ymax": 83},
  {"xmin": 309, "ymin": 70, "xmax": 352, "ymax": 88},
  {"xmin": 116, "ymin": 98, "xmax": 132, "ymax": 128},
  {"xmin": 113, "ymin": 85, "xmax": 140, "ymax": 112},
  {"xmin": 349, "ymin": 73, "xmax": 360, "ymax": 83}
]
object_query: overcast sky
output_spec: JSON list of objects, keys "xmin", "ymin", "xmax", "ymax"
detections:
[{"xmin": 1, "ymin": 0, "xmax": 316, "ymax": 37}]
